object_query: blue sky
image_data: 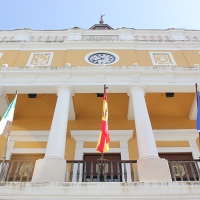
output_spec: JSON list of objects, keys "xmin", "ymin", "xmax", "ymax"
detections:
[{"xmin": 1, "ymin": 0, "xmax": 200, "ymax": 30}]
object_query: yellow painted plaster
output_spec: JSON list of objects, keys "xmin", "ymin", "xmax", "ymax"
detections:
[
  {"xmin": 0, "ymin": 50, "xmax": 20, "ymax": 67},
  {"xmin": 145, "ymin": 93, "xmax": 194, "ymax": 117},
  {"xmin": 156, "ymin": 141, "xmax": 189, "ymax": 147},
  {"xmin": 136, "ymin": 50, "xmax": 189, "ymax": 66},
  {"xmin": 0, "ymin": 93, "xmax": 196, "ymax": 161},
  {"xmin": 136, "ymin": 50, "xmax": 153, "ymax": 66},
  {"xmin": 182, "ymin": 51, "xmax": 200, "ymax": 66},
  {"xmin": 12, "ymin": 50, "xmax": 67, "ymax": 67},
  {"xmin": 11, "ymin": 154, "xmax": 44, "ymax": 161},
  {"xmin": 1, "ymin": 50, "xmax": 199, "ymax": 67},
  {"xmin": 7, "ymin": 94, "xmax": 57, "ymax": 118},
  {"xmin": 151, "ymin": 116, "xmax": 195, "ymax": 129},
  {"xmin": 14, "ymin": 142, "xmax": 47, "ymax": 148},
  {"xmin": 0, "ymin": 135, "xmax": 6, "ymax": 160},
  {"xmin": 170, "ymin": 50, "xmax": 189, "ymax": 66},
  {"xmin": 65, "ymin": 50, "xmax": 138, "ymax": 66}
]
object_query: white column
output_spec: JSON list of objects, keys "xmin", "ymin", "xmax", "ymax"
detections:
[
  {"xmin": 45, "ymin": 85, "xmax": 72, "ymax": 159},
  {"xmin": 130, "ymin": 86, "xmax": 158, "ymax": 159},
  {"xmin": 32, "ymin": 85, "xmax": 72, "ymax": 182},
  {"xmin": 129, "ymin": 86, "xmax": 171, "ymax": 182}
]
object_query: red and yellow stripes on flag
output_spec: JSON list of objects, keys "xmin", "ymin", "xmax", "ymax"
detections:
[{"xmin": 96, "ymin": 87, "xmax": 110, "ymax": 153}]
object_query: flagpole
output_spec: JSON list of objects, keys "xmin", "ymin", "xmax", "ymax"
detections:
[
  {"xmin": 195, "ymin": 83, "xmax": 200, "ymax": 150},
  {"xmin": 100, "ymin": 153, "xmax": 104, "ymax": 181},
  {"xmin": 0, "ymin": 90, "xmax": 18, "ymax": 181},
  {"xmin": 100, "ymin": 85, "xmax": 108, "ymax": 181}
]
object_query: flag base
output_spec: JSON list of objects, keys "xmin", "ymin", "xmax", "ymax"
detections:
[
  {"xmin": 32, "ymin": 158, "xmax": 67, "ymax": 182},
  {"xmin": 137, "ymin": 158, "xmax": 172, "ymax": 182}
]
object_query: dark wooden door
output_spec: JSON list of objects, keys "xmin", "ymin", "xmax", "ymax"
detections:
[{"xmin": 83, "ymin": 153, "xmax": 122, "ymax": 182}]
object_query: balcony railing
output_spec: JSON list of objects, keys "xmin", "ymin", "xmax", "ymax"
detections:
[
  {"xmin": 0, "ymin": 159, "xmax": 200, "ymax": 182},
  {"xmin": 168, "ymin": 160, "xmax": 200, "ymax": 181},
  {"xmin": 66, "ymin": 160, "xmax": 137, "ymax": 182},
  {"xmin": 0, "ymin": 160, "xmax": 36, "ymax": 182}
]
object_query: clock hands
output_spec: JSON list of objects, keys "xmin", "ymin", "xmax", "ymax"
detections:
[{"xmin": 89, "ymin": 53, "xmax": 115, "ymax": 64}]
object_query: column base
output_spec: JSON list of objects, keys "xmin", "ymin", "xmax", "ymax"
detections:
[
  {"xmin": 137, "ymin": 158, "xmax": 172, "ymax": 182},
  {"xmin": 32, "ymin": 158, "xmax": 67, "ymax": 182}
]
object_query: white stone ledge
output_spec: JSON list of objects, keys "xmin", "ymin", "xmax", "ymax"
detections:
[
  {"xmin": 0, "ymin": 182, "xmax": 200, "ymax": 199},
  {"xmin": 0, "ymin": 65, "xmax": 200, "ymax": 72}
]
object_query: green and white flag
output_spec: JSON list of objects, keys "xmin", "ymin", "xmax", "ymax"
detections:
[{"xmin": 0, "ymin": 92, "xmax": 18, "ymax": 135}]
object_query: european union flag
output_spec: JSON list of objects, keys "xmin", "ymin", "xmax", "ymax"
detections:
[{"xmin": 197, "ymin": 91, "xmax": 200, "ymax": 131}]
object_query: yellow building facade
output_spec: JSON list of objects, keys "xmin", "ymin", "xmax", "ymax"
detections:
[{"xmin": 0, "ymin": 23, "xmax": 200, "ymax": 199}]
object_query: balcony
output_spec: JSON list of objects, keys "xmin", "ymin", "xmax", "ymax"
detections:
[{"xmin": 1, "ymin": 159, "xmax": 200, "ymax": 199}]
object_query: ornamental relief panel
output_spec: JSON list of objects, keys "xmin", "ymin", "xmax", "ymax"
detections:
[
  {"xmin": 26, "ymin": 52, "xmax": 54, "ymax": 66},
  {"xmin": 149, "ymin": 52, "xmax": 176, "ymax": 65}
]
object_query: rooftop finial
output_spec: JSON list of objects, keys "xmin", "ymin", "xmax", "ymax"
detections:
[{"xmin": 99, "ymin": 14, "xmax": 105, "ymax": 24}]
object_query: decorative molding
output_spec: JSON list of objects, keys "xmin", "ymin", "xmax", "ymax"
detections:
[
  {"xmin": 61, "ymin": 74, "xmax": 71, "ymax": 81},
  {"xmin": 154, "ymin": 129, "xmax": 200, "ymax": 159},
  {"xmin": 0, "ymin": 66, "xmax": 200, "ymax": 93},
  {"xmin": 27, "ymin": 75, "xmax": 37, "ymax": 83},
  {"xmin": 26, "ymin": 52, "xmax": 54, "ymax": 67},
  {"xmin": 130, "ymin": 74, "xmax": 141, "ymax": 82},
  {"xmin": 149, "ymin": 52, "xmax": 176, "ymax": 66},
  {"xmin": 82, "ymin": 35, "xmax": 119, "ymax": 41},
  {"xmin": 95, "ymin": 74, "xmax": 105, "ymax": 82},
  {"xmin": 164, "ymin": 74, "xmax": 175, "ymax": 82}
]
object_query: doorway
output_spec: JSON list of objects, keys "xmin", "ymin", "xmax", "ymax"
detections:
[
  {"xmin": 159, "ymin": 153, "xmax": 199, "ymax": 181},
  {"xmin": 83, "ymin": 153, "xmax": 122, "ymax": 182}
]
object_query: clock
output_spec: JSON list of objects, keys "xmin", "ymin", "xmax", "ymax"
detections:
[
  {"xmin": 85, "ymin": 51, "xmax": 119, "ymax": 65},
  {"xmin": 88, "ymin": 53, "xmax": 115, "ymax": 65}
]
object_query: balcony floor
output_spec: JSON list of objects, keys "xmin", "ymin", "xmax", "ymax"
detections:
[{"xmin": 0, "ymin": 181, "xmax": 200, "ymax": 199}]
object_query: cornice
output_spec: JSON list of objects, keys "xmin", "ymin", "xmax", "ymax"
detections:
[
  {"xmin": 1, "ymin": 28, "xmax": 200, "ymax": 46},
  {"xmin": 0, "ymin": 66, "xmax": 199, "ymax": 94},
  {"xmin": 0, "ymin": 40, "xmax": 200, "ymax": 51},
  {"xmin": 0, "ymin": 65, "xmax": 200, "ymax": 75}
]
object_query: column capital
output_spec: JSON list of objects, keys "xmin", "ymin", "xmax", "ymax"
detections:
[
  {"xmin": 55, "ymin": 84, "xmax": 74, "ymax": 96},
  {"xmin": 127, "ymin": 85, "xmax": 146, "ymax": 96}
]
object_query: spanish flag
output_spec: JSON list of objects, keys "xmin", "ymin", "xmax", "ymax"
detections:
[{"xmin": 96, "ymin": 85, "xmax": 110, "ymax": 153}]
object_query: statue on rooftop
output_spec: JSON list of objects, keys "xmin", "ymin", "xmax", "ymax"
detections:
[{"xmin": 99, "ymin": 14, "xmax": 105, "ymax": 24}]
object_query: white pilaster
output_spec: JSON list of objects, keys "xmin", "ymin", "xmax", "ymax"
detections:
[
  {"xmin": 189, "ymin": 95, "xmax": 197, "ymax": 120},
  {"xmin": 188, "ymin": 139, "xmax": 200, "ymax": 159},
  {"xmin": 120, "ymin": 141, "xmax": 131, "ymax": 182},
  {"xmin": 32, "ymin": 85, "xmax": 73, "ymax": 182},
  {"xmin": 129, "ymin": 86, "xmax": 171, "ymax": 182},
  {"xmin": 130, "ymin": 86, "xmax": 158, "ymax": 159},
  {"xmin": 72, "ymin": 142, "xmax": 84, "ymax": 182}
]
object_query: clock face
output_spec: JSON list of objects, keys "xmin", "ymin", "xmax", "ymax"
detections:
[{"xmin": 88, "ymin": 53, "xmax": 116, "ymax": 65}]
